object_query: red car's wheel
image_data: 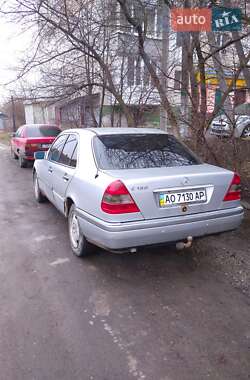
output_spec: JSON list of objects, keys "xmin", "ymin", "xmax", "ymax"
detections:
[
  {"xmin": 11, "ymin": 147, "xmax": 18, "ymax": 159},
  {"xmin": 19, "ymin": 155, "xmax": 28, "ymax": 168}
]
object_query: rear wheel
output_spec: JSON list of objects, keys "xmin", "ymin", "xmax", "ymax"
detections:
[
  {"xmin": 33, "ymin": 172, "xmax": 46, "ymax": 203},
  {"xmin": 68, "ymin": 204, "xmax": 94, "ymax": 257},
  {"xmin": 241, "ymin": 125, "xmax": 250, "ymax": 139},
  {"xmin": 19, "ymin": 155, "xmax": 27, "ymax": 168}
]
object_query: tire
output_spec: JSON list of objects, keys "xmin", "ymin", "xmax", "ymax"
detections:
[
  {"xmin": 33, "ymin": 172, "xmax": 46, "ymax": 203},
  {"xmin": 19, "ymin": 155, "xmax": 27, "ymax": 168},
  {"xmin": 68, "ymin": 204, "xmax": 94, "ymax": 257},
  {"xmin": 11, "ymin": 148, "xmax": 18, "ymax": 159},
  {"xmin": 241, "ymin": 125, "xmax": 250, "ymax": 139}
]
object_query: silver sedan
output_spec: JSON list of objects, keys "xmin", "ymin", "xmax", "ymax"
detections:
[
  {"xmin": 33, "ymin": 128, "xmax": 244, "ymax": 257},
  {"xmin": 210, "ymin": 114, "xmax": 250, "ymax": 138}
]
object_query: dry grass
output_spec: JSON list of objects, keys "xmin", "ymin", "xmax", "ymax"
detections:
[{"xmin": 0, "ymin": 131, "xmax": 11, "ymax": 145}]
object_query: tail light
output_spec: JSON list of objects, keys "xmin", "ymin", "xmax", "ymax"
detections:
[
  {"xmin": 25, "ymin": 143, "xmax": 38, "ymax": 151},
  {"xmin": 101, "ymin": 180, "xmax": 140, "ymax": 214},
  {"xmin": 223, "ymin": 173, "xmax": 241, "ymax": 201}
]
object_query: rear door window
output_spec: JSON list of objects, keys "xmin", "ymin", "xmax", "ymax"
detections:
[
  {"xmin": 70, "ymin": 143, "xmax": 78, "ymax": 168},
  {"xmin": 48, "ymin": 134, "xmax": 68, "ymax": 163},
  {"xmin": 15, "ymin": 127, "xmax": 23, "ymax": 138},
  {"xmin": 59, "ymin": 135, "xmax": 78, "ymax": 167},
  {"xmin": 93, "ymin": 134, "xmax": 201, "ymax": 170}
]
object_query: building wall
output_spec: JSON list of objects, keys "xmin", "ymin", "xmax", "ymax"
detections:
[
  {"xmin": 24, "ymin": 102, "xmax": 57, "ymax": 125},
  {"xmin": 24, "ymin": 104, "xmax": 35, "ymax": 124},
  {"xmin": 104, "ymin": 2, "xmax": 182, "ymax": 110},
  {"xmin": 0, "ymin": 119, "xmax": 5, "ymax": 130},
  {"xmin": 58, "ymin": 94, "xmax": 100, "ymax": 129}
]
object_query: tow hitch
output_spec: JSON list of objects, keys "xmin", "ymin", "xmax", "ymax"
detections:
[{"xmin": 176, "ymin": 236, "xmax": 193, "ymax": 251}]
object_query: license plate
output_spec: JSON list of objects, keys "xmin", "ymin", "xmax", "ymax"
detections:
[
  {"xmin": 159, "ymin": 189, "xmax": 207, "ymax": 207},
  {"xmin": 41, "ymin": 144, "xmax": 51, "ymax": 149}
]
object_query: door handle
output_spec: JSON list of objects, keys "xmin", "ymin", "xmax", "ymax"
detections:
[
  {"xmin": 63, "ymin": 174, "xmax": 69, "ymax": 181},
  {"xmin": 48, "ymin": 167, "xmax": 53, "ymax": 173}
]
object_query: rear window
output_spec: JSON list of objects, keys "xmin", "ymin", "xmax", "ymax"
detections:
[
  {"xmin": 93, "ymin": 134, "xmax": 201, "ymax": 170},
  {"xmin": 25, "ymin": 126, "xmax": 61, "ymax": 138}
]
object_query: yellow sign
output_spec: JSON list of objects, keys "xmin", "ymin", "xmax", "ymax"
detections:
[{"xmin": 196, "ymin": 72, "xmax": 246, "ymax": 88}]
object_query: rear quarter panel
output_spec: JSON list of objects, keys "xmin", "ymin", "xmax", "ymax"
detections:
[{"xmin": 65, "ymin": 133, "xmax": 144, "ymax": 223}]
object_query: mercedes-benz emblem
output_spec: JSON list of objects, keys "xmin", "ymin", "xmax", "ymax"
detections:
[{"xmin": 182, "ymin": 177, "xmax": 189, "ymax": 186}]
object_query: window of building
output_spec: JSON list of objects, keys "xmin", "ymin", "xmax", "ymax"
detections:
[
  {"xmin": 216, "ymin": 33, "xmax": 230, "ymax": 54},
  {"xmin": 143, "ymin": 64, "xmax": 151, "ymax": 87},
  {"xmin": 119, "ymin": 3, "xmax": 160, "ymax": 38},
  {"xmin": 135, "ymin": 57, "xmax": 142, "ymax": 86},
  {"xmin": 146, "ymin": 7, "xmax": 156, "ymax": 36},
  {"xmin": 174, "ymin": 70, "xmax": 181, "ymax": 90},
  {"xmin": 127, "ymin": 56, "xmax": 135, "ymax": 86},
  {"xmin": 119, "ymin": 2, "xmax": 133, "ymax": 32},
  {"xmin": 127, "ymin": 56, "xmax": 152, "ymax": 87},
  {"xmin": 156, "ymin": 6, "xmax": 162, "ymax": 37},
  {"xmin": 234, "ymin": 89, "xmax": 246, "ymax": 107}
]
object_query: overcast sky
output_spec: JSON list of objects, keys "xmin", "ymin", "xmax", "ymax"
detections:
[{"xmin": 0, "ymin": 17, "xmax": 31, "ymax": 100}]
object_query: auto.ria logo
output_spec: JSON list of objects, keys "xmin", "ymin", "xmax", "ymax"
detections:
[
  {"xmin": 171, "ymin": 7, "xmax": 242, "ymax": 32},
  {"xmin": 212, "ymin": 7, "xmax": 242, "ymax": 31}
]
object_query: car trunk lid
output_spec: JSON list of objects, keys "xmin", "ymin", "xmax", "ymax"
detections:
[{"xmin": 105, "ymin": 164, "xmax": 235, "ymax": 220}]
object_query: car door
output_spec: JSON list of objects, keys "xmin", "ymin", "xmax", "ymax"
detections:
[
  {"xmin": 39, "ymin": 134, "xmax": 69, "ymax": 203},
  {"xmin": 50, "ymin": 134, "xmax": 78, "ymax": 214},
  {"xmin": 12, "ymin": 127, "xmax": 23, "ymax": 155}
]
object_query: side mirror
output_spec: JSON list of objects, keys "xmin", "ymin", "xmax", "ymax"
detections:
[
  {"xmin": 10, "ymin": 132, "xmax": 16, "ymax": 137},
  {"xmin": 34, "ymin": 151, "xmax": 45, "ymax": 160}
]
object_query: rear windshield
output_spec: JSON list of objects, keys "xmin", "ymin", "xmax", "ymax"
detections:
[
  {"xmin": 93, "ymin": 134, "xmax": 201, "ymax": 170},
  {"xmin": 26, "ymin": 126, "xmax": 61, "ymax": 138}
]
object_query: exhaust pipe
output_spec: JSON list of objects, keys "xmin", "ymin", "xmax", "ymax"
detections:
[
  {"xmin": 130, "ymin": 248, "xmax": 137, "ymax": 254},
  {"xmin": 176, "ymin": 236, "xmax": 193, "ymax": 251}
]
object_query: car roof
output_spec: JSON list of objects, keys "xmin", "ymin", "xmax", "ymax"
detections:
[
  {"xmin": 21, "ymin": 124, "xmax": 59, "ymax": 128},
  {"xmin": 64, "ymin": 127, "xmax": 168, "ymax": 136}
]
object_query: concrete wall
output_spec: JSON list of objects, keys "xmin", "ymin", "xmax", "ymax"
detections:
[{"xmin": 24, "ymin": 103, "xmax": 57, "ymax": 125}]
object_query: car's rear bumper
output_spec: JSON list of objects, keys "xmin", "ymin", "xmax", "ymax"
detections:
[{"xmin": 76, "ymin": 206, "xmax": 244, "ymax": 251}]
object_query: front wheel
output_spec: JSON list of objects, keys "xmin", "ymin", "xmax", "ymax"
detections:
[
  {"xmin": 241, "ymin": 125, "xmax": 250, "ymax": 139},
  {"xmin": 68, "ymin": 204, "xmax": 94, "ymax": 257}
]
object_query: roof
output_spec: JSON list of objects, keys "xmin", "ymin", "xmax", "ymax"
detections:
[
  {"xmin": 20, "ymin": 124, "xmax": 58, "ymax": 128},
  {"xmin": 67, "ymin": 127, "xmax": 167, "ymax": 136}
]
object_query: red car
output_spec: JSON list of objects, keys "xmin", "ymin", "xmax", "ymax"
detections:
[{"xmin": 11, "ymin": 124, "xmax": 61, "ymax": 168}]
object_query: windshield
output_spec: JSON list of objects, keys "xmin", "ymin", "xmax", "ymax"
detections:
[
  {"xmin": 26, "ymin": 126, "xmax": 61, "ymax": 138},
  {"xmin": 93, "ymin": 134, "xmax": 201, "ymax": 170}
]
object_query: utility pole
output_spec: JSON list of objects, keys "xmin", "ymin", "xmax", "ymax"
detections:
[
  {"xmin": 181, "ymin": 32, "xmax": 190, "ymax": 135},
  {"xmin": 159, "ymin": 2, "xmax": 169, "ymax": 131},
  {"xmin": 180, "ymin": 0, "xmax": 191, "ymax": 137},
  {"xmin": 11, "ymin": 96, "xmax": 16, "ymax": 132}
]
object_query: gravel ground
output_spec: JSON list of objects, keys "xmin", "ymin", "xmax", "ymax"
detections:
[{"xmin": 193, "ymin": 209, "xmax": 250, "ymax": 297}]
